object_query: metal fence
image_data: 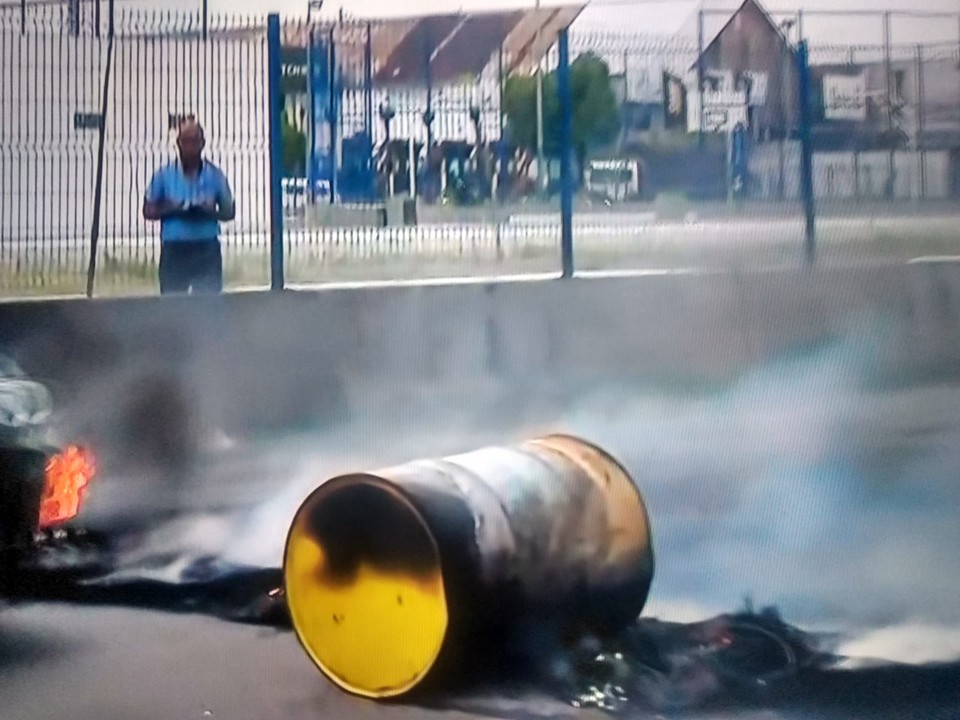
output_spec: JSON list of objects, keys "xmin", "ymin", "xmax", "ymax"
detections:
[
  {"xmin": 2, "ymin": 3, "xmax": 960, "ymax": 298},
  {"xmin": 1, "ymin": 5, "xmax": 270, "ymax": 295}
]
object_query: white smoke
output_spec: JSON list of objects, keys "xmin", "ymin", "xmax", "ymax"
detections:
[
  {"xmin": 68, "ymin": 323, "xmax": 960, "ymax": 666},
  {"xmin": 553, "ymin": 328, "xmax": 960, "ymax": 664}
]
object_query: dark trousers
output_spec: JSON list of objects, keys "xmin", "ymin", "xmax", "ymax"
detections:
[{"xmin": 158, "ymin": 240, "xmax": 223, "ymax": 295}]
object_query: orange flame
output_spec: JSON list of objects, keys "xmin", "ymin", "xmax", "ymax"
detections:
[{"xmin": 38, "ymin": 445, "xmax": 96, "ymax": 530}]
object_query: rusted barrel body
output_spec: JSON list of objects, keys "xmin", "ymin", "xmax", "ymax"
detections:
[{"xmin": 283, "ymin": 434, "xmax": 654, "ymax": 699}]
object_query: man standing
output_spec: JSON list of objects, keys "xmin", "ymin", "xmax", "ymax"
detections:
[{"xmin": 143, "ymin": 118, "xmax": 236, "ymax": 294}]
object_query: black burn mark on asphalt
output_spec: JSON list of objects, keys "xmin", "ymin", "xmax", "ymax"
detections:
[
  {"xmin": 7, "ymin": 530, "xmax": 290, "ymax": 628},
  {"xmin": 7, "ymin": 533, "xmax": 960, "ymax": 720}
]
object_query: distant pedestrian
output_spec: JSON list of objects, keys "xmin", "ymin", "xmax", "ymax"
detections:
[{"xmin": 142, "ymin": 117, "xmax": 236, "ymax": 295}]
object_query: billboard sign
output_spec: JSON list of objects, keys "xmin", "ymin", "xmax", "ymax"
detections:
[
  {"xmin": 281, "ymin": 46, "xmax": 308, "ymax": 95},
  {"xmin": 823, "ymin": 73, "xmax": 867, "ymax": 121}
]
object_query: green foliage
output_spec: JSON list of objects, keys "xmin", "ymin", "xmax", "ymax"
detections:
[
  {"xmin": 569, "ymin": 53, "xmax": 620, "ymax": 164},
  {"xmin": 281, "ymin": 110, "xmax": 307, "ymax": 177},
  {"xmin": 502, "ymin": 53, "xmax": 620, "ymax": 180}
]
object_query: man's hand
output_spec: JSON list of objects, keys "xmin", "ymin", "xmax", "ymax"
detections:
[
  {"xmin": 143, "ymin": 199, "xmax": 190, "ymax": 221},
  {"xmin": 195, "ymin": 199, "xmax": 219, "ymax": 219}
]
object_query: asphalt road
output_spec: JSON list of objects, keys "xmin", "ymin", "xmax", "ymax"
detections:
[
  {"xmin": 3, "ymin": 272, "xmax": 960, "ymax": 718},
  {"xmin": 0, "ymin": 604, "xmax": 779, "ymax": 720}
]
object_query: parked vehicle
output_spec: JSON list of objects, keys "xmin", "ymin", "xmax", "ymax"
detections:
[{"xmin": 0, "ymin": 356, "xmax": 95, "ymax": 598}]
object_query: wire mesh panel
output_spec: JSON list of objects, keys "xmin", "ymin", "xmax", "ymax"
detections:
[
  {"xmin": 101, "ymin": 11, "xmax": 270, "ymax": 293},
  {"xmin": 0, "ymin": 6, "xmax": 269, "ymax": 296},
  {"xmin": 280, "ymin": 10, "xmax": 569, "ymax": 286},
  {"xmin": 555, "ymin": 3, "xmax": 960, "ymax": 274},
  {"xmin": 1, "ymin": 4, "xmax": 107, "ymax": 294}
]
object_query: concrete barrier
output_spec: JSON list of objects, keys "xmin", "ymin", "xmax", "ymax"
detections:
[{"xmin": 1, "ymin": 262, "xmax": 959, "ymax": 485}]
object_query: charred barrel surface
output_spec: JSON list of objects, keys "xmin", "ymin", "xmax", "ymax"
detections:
[{"xmin": 283, "ymin": 434, "xmax": 654, "ymax": 700}]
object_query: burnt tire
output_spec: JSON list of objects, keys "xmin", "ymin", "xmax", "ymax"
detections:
[{"xmin": 0, "ymin": 448, "xmax": 46, "ymax": 596}]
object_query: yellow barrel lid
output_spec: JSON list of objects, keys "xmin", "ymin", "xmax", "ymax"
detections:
[{"xmin": 283, "ymin": 475, "xmax": 449, "ymax": 698}]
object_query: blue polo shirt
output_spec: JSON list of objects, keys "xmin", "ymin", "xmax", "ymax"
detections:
[{"xmin": 144, "ymin": 160, "xmax": 234, "ymax": 243}]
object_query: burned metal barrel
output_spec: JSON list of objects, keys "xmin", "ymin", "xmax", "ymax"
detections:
[{"xmin": 283, "ymin": 434, "xmax": 654, "ymax": 699}]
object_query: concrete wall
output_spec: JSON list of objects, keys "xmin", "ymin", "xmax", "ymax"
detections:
[{"xmin": 2, "ymin": 263, "xmax": 960, "ymax": 471}]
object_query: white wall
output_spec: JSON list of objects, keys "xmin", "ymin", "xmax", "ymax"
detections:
[
  {"xmin": 1, "ymin": 20, "xmax": 270, "ymax": 244},
  {"xmin": 747, "ymin": 142, "xmax": 952, "ymax": 200}
]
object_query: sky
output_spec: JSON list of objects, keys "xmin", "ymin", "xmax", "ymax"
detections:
[
  {"xmin": 104, "ymin": 0, "xmax": 960, "ymax": 45},
  {"xmin": 110, "ymin": 0, "xmax": 960, "ymax": 20}
]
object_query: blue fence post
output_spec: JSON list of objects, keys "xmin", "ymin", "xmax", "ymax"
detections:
[
  {"xmin": 329, "ymin": 26, "xmax": 338, "ymax": 204},
  {"xmin": 497, "ymin": 42, "xmax": 508, "ymax": 203},
  {"xmin": 365, "ymin": 22, "xmax": 374, "ymax": 199},
  {"xmin": 797, "ymin": 40, "xmax": 816, "ymax": 265},
  {"xmin": 307, "ymin": 27, "xmax": 316, "ymax": 206},
  {"xmin": 557, "ymin": 29, "xmax": 574, "ymax": 279},
  {"xmin": 267, "ymin": 13, "xmax": 285, "ymax": 290}
]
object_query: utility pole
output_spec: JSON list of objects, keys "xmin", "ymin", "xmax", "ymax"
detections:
[{"xmin": 535, "ymin": 0, "xmax": 546, "ymax": 197}]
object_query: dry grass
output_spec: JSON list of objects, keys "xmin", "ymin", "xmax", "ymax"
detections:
[{"xmin": 2, "ymin": 219, "xmax": 960, "ymax": 300}]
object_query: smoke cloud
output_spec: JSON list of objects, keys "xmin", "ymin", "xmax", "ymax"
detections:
[
  {"xmin": 554, "ymin": 326, "xmax": 960, "ymax": 664},
  {"xmin": 35, "ymin": 318, "xmax": 960, "ymax": 670}
]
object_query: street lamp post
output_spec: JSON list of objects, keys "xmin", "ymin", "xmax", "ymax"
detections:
[
  {"xmin": 422, "ymin": 107, "xmax": 435, "ymax": 199},
  {"xmin": 469, "ymin": 104, "xmax": 482, "ymax": 147},
  {"xmin": 470, "ymin": 103, "xmax": 488, "ymax": 202},
  {"xmin": 380, "ymin": 99, "xmax": 396, "ymax": 196}
]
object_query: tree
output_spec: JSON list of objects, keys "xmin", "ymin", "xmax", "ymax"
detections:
[
  {"xmin": 502, "ymin": 52, "xmax": 620, "ymax": 187},
  {"xmin": 568, "ymin": 53, "xmax": 621, "ymax": 182}
]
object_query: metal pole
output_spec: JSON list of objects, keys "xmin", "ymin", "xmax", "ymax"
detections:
[
  {"xmin": 558, "ymin": 29, "xmax": 574, "ymax": 279},
  {"xmin": 697, "ymin": 9, "xmax": 705, "ymax": 148},
  {"xmin": 883, "ymin": 11, "xmax": 893, "ymax": 199},
  {"xmin": 307, "ymin": 28, "xmax": 316, "ymax": 206},
  {"xmin": 329, "ymin": 26, "xmax": 338, "ymax": 204},
  {"xmin": 85, "ymin": 31, "xmax": 116, "ymax": 297},
  {"xmin": 69, "ymin": 0, "xmax": 79, "ymax": 37},
  {"xmin": 797, "ymin": 41, "xmax": 816, "ymax": 265},
  {"xmin": 365, "ymin": 22, "xmax": 373, "ymax": 199},
  {"xmin": 498, "ymin": 42, "xmax": 507, "ymax": 203},
  {"xmin": 917, "ymin": 43, "xmax": 926, "ymax": 198},
  {"xmin": 423, "ymin": 23, "xmax": 434, "ymax": 197},
  {"xmin": 108, "ymin": 0, "xmax": 114, "ymax": 39},
  {"xmin": 267, "ymin": 14, "xmax": 285, "ymax": 291},
  {"xmin": 408, "ymin": 137, "xmax": 416, "ymax": 198},
  {"xmin": 536, "ymin": 0, "xmax": 545, "ymax": 196},
  {"xmin": 202, "ymin": 0, "xmax": 208, "ymax": 42},
  {"xmin": 425, "ymin": 25, "xmax": 433, "ymax": 167},
  {"xmin": 20, "ymin": 0, "xmax": 24, "ymax": 34}
]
